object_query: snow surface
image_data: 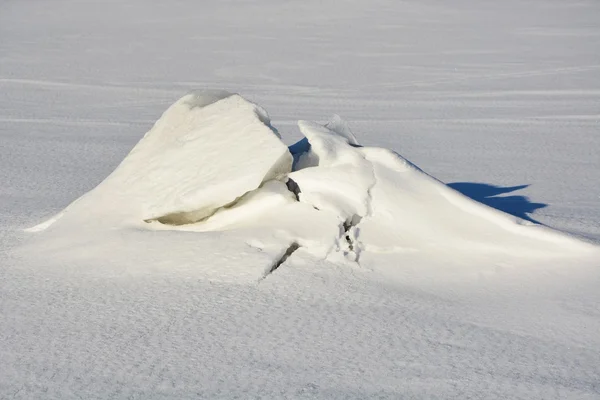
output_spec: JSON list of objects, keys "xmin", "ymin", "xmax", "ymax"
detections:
[{"xmin": 2, "ymin": 0, "xmax": 600, "ymax": 399}]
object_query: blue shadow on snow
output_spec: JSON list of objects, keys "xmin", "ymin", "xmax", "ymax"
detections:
[{"xmin": 447, "ymin": 182, "xmax": 547, "ymax": 224}]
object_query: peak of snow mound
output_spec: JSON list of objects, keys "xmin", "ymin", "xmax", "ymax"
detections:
[
  {"xmin": 325, "ymin": 114, "xmax": 359, "ymax": 146},
  {"xmin": 182, "ymin": 89, "xmax": 234, "ymax": 109},
  {"xmin": 26, "ymin": 90, "xmax": 596, "ymax": 279}
]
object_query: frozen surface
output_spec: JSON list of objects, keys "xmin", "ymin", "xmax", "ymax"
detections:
[{"xmin": 1, "ymin": 0, "xmax": 600, "ymax": 399}]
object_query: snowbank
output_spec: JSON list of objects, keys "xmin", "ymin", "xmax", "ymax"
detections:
[{"xmin": 28, "ymin": 90, "xmax": 596, "ymax": 274}]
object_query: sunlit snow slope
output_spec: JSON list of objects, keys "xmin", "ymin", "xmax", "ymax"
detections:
[{"xmin": 1, "ymin": 0, "xmax": 600, "ymax": 399}]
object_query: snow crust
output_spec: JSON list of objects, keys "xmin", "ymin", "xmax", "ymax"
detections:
[{"xmin": 3, "ymin": 1, "xmax": 600, "ymax": 398}]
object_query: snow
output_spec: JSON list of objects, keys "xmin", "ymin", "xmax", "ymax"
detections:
[
  {"xmin": 29, "ymin": 93, "xmax": 592, "ymax": 273},
  {"xmin": 290, "ymin": 120, "xmax": 374, "ymax": 220},
  {"xmin": 290, "ymin": 119, "xmax": 594, "ymax": 262},
  {"xmin": 2, "ymin": 0, "xmax": 600, "ymax": 399},
  {"xmin": 29, "ymin": 90, "xmax": 292, "ymax": 231}
]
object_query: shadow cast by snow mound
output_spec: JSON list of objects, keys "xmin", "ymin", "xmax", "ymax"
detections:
[
  {"xmin": 23, "ymin": 90, "xmax": 597, "ymax": 280},
  {"xmin": 448, "ymin": 183, "xmax": 547, "ymax": 223}
]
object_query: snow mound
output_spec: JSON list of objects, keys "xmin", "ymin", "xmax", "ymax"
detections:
[
  {"xmin": 287, "ymin": 120, "xmax": 591, "ymax": 261},
  {"xmin": 28, "ymin": 91, "xmax": 596, "ymax": 277},
  {"xmin": 29, "ymin": 90, "xmax": 292, "ymax": 230}
]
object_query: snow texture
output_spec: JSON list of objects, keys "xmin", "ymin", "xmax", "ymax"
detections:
[
  {"xmin": 2, "ymin": 1, "xmax": 600, "ymax": 399},
  {"xmin": 28, "ymin": 92, "xmax": 593, "ymax": 272}
]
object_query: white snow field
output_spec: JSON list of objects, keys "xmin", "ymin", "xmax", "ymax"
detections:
[{"xmin": 2, "ymin": 1, "xmax": 600, "ymax": 399}]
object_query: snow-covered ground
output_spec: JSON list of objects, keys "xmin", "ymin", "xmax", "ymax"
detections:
[{"xmin": 1, "ymin": 1, "xmax": 600, "ymax": 399}]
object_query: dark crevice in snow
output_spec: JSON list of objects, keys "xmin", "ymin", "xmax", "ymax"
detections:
[
  {"xmin": 286, "ymin": 178, "xmax": 301, "ymax": 201},
  {"xmin": 263, "ymin": 242, "xmax": 300, "ymax": 280},
  {"xmin": 341, "ymin": 214, "xmax": 363, "ymax": 263}
]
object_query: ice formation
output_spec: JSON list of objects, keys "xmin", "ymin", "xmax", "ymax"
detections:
[
  {"xmin": 29, "ymin": 90, "xmax": 292, "ymax": 230},
  {"xmin": 29, "ymin": 91, "xmax": 594, "ymax": 271}
]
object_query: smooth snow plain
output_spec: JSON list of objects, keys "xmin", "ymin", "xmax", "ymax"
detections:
[{"xmin": 2, "ymin": 1, "xmax": 600, "ymax": 399}]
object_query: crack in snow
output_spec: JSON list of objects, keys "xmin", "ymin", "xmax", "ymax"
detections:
[
  {"xmin": 340, "ymin": 154, "xmax": 376, "ymax": 264},
  {"xmin": 261, "ymin": 242, "xmax": 300, "ymax": 280},
  {"xmin": 341, "ymin": 214, "xmax": 363, "ymax": 263},
  {"xmin": 364, "ymin": 155, "xmax": 377, "ymax": 218}
]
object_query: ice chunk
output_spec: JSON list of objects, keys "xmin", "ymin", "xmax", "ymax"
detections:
[{"xmin": 31, "ymin": 91, "xmax": 293, "ymax": 231}]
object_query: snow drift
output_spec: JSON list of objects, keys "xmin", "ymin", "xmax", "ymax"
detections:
[
  {"xmin": 29, "ymin": 90, "xmax": 292, "ymax": 230},
  {"xmin": 28, "ymin": 91, "xmax": 595, "ymax": 275}
]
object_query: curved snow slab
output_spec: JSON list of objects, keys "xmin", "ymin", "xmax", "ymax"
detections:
[
  {"xmin": 25, "ymin": 91, "xmax": 597, "ymax": 281},
  {"xmin": 30, "ymin": 91, "xmax": 292, "ymax": 231}
]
